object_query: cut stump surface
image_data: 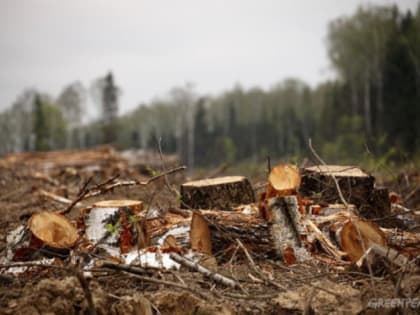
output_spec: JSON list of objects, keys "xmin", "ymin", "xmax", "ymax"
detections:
[{"xmin": 180, "ymin": 176, "xmax": 255, "ymax": 210}]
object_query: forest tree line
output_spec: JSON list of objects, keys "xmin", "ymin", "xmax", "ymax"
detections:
[{"xmin": 0, "ymin": 4, "xmax": 419, "ymax": 168}]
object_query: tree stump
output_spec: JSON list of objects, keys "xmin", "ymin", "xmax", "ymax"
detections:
[
  {"xmin": 300, "ymin": 165, "xmax": 376, "ymax": 217},
  {"xmin": 267, "ymin": 196, "xmax": 309, "ymax": 264},
  {"xmin": 83, "ymin": 199, "xmax": 143, "ymax": 255},
  {"xmin": 180, "ymin": 176, "xmax": 255, "ymax": 210}
]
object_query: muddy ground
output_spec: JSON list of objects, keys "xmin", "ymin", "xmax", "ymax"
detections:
[{"xmin": 0, "ymin": 148, "xmax": 419, "ymax": 314}]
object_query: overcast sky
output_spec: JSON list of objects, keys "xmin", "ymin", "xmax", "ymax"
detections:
[{"xmin": 0, "ymin": 0, "xmax": 418, "ymax": 114}]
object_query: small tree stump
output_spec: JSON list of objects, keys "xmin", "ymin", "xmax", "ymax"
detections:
[
  {"xmin": 267, "ymin": 196, "xmax": 309, "ymax": 264},
  {"xmin": 83, "ymin": 199, "xmax": 143, "ymax": 255},
  {"xmin": 180, "ymin": 176, "xmax": 255, "ymax": 210}
]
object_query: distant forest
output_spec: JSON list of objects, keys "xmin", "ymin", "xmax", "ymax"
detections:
[{"xmin": 1, "ymin": 4, "xmax": 419, "ymax": 168}]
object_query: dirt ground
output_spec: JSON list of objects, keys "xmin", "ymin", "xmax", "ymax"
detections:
[{"xmin": 0, "ymin": 148, "xmax": 419, "ymax": 314}]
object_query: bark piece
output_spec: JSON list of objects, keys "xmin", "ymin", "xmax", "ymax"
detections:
[
  {"xmin": 180, "ymin": 176, "xmax": 255, "ymax": 210},
  {"xmin": 190, "ymin": 212, "xmax": 212, "ymax": 255},
  {"xmin": 29, "ymin": 212, "xmax": 79, "ymax": 249},
  {"xmin": 300, "ymin": 165, "xmax": 375, "ymax": 217}
]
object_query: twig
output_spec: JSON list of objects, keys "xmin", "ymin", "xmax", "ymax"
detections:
[
  {"xmin": 99, "ymin": 261, "xmax": 152, "ymax": 275},
  {"xmin": 77, "ymin": 176, "xmax": 93, "ymax": 196},
  {"xmin": 303, "ymin": 287, "xmax": 316, "ymax": 315},
  {"xmin": 74, "ymin": 266, "xmax": 96, "ymax": 315},
  {"xmin": 0, "ymin": 262, "xmax": 68, "ymax": 270},
  {"xmin": 308, "ymin": 139, "xmax": 348, "ymax": 207},
  {"xmin": 305, "ymin": 219, "xmax": 346, "ymax": 260},
  {"xmin": 60, "ymin": 189, "xmax": 89, "ymax": 215},
  {"xmin": 58, "ymin": 166, "xmax": 186, "ymax": 214},
  {"xmin": 236, "ymin": 239, "xmax": 287, "ymax": 290},
  {"xmin": 99, "ymin": 264, "xmax": 207, "ymax": 300},
  {"xmin": 169, "ymin": 253, "xmax": 240, "ymax": 288},
  {"xmin": 38, "ymin": 189, "xmax": 74, "ymax": 205}
]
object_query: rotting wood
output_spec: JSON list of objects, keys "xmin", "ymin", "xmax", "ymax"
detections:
[{"xmin": 180, "ymin": 176, "xmax": 255, "ymax": 210}]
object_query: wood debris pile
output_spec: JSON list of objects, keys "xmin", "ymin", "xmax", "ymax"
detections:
[{"xmin": 1, "ymin": 148, "xmax": 419, "ymax": 314}]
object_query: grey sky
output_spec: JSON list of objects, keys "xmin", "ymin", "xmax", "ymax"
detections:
[{"xmin": 0, "ymin": 0, "xmax": 418, "ymax": 115}]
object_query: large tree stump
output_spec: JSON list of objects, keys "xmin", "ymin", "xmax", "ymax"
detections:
[
  {"xmin": 299, "ymin": 165, "xmax": 376, "ymax": 218},
  {"xmin": 180, "ymin": 176, "xmax": 255, "ymax": 210}
]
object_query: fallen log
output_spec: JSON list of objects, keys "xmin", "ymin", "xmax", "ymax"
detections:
[
  {"xmin": 180, "ymin": 176, "xmax": 255, "ymax": 210},
  {"xmin": 380, "ymin": 228, "xmax": 420, "ymax": 248},
  {"xmin": 192, "ymin": 210, "xmax": 277, "ymax": 261}
]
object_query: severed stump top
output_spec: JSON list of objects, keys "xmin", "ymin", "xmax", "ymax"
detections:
[
  {"xmin": 182, "ymin": 176, "xmax": 247, "ymax": 187},
  {"xmin": 303, "ymin": 165, "xmax": 369, "ymax": 178}
]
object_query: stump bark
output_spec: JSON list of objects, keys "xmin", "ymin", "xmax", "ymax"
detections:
[{"xmin": 180, "ymin": 176, "xmax": 255, "ymax": 210}]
